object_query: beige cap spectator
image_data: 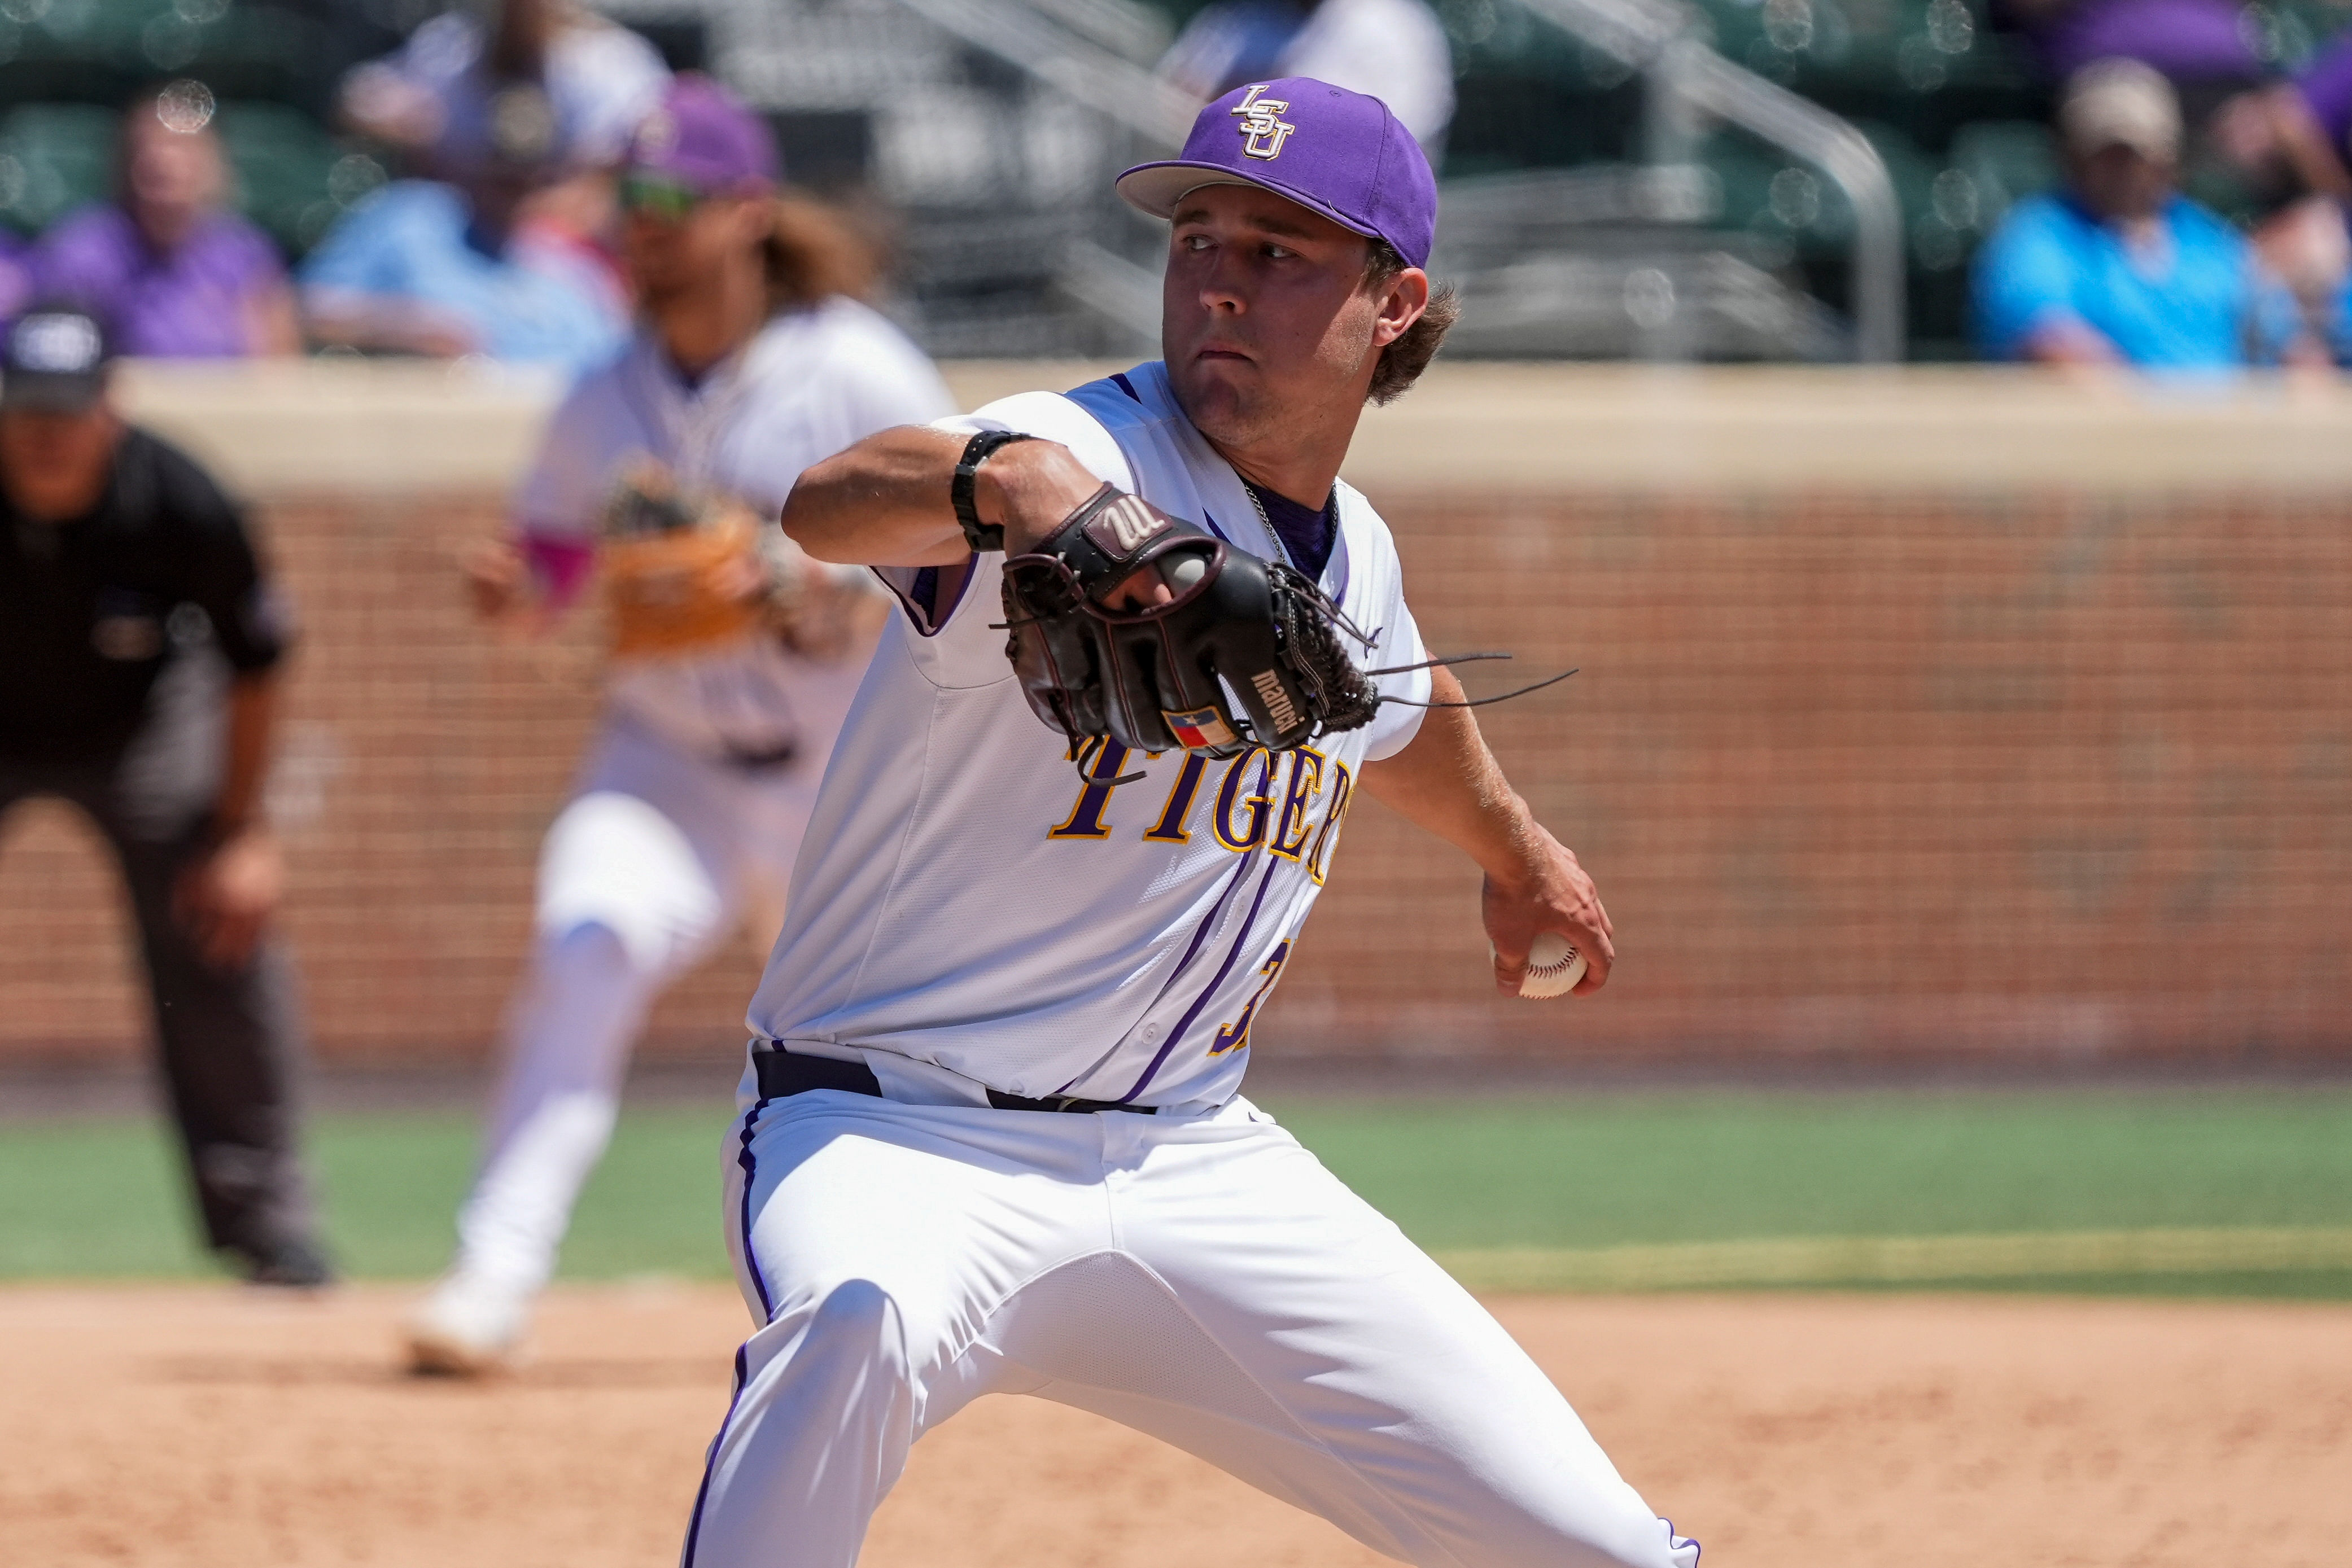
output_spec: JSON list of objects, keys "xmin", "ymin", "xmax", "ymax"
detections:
[{"xmin": 2061, "ymin": 59, "xmax": 2183, "ymax": 161}]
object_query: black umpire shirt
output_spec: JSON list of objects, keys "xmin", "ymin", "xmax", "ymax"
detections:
[{"xmin": 1, "ymin": 427, "xmax": 291, "ymax": 764}]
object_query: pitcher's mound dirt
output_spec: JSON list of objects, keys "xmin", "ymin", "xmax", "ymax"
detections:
[{"xmin": 0, "ymin": 1284, "xmax": 2345, "ymax": 1567}]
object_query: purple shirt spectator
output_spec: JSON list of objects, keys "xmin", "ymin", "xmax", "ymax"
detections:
[
  {"xmin": 2003, "ymin": 0, "xmax": 2259, "ymax": 85},
  {"xmin": 0, "ymin": 231, "xmax": 31, "ymax": 322},
  {"xmin": 2297, "ymin": 35, "xmax": 2352, "ymax": 167},
  {"xmin": 30, "ymin": 205, "xmax": 288, "ymax": 359}
]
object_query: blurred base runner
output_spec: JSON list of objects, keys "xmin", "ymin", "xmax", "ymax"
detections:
[{"xmin": 405, "ymin": 79, "xmax": 956, "ymax": 1373}]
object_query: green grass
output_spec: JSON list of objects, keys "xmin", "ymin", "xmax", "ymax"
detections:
[
  {"xmin": 1264, "ymin": 1088, "xmax": 2352, "ymax": 1247},
  {"xmin": 0, "ymin": 1105, "xmax": 738, "ymax": 1282},
  {"xmin": 3, "ymin": 1085, "xmax": 2350, "ymax": 1294}
]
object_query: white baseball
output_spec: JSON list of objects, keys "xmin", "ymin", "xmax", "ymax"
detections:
[{"xmin": 1492, "ymin": 931, "xmax": 1587, "ymax": 1000}]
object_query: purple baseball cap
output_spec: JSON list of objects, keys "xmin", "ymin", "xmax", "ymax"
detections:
[
  {"xmin": 1117, "ymin": 78, "xmax": 1437, "ymax": 269},
  {"xmin": 626, "ymin": 75, "xmax": 780, "ymax": 194}
]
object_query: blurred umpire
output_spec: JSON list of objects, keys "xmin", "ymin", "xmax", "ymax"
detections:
[{"xmin": 0, "ymin": 305, "xmax": 330, "ymax": 1286}]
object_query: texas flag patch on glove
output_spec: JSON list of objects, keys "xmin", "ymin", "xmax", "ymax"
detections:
[{"xmin": 1164, "ymin": 706, "xmax": 1238, "ymax": 751}]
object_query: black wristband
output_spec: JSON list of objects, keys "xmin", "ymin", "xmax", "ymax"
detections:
[{"xmin": 951, "ymin": 431, "xmax": 1033, "ymax": 551}]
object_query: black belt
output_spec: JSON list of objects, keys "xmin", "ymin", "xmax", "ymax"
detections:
[
  {"xmin": 753, "ymin": 1045, "xmax": 1157, "ymax": 1115},
  {"xmin": 723, "ymin": 739, "xmax": 798, "ymax": 771}
]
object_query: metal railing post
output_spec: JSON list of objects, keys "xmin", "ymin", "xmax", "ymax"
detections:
[
  {"xmin": 1678, "ymin": 45, "xmax": 1906, "ymax": 362},
  {"xmin": 1511, "ymin": 0, "xmax": 1907, "ymax": 361}
]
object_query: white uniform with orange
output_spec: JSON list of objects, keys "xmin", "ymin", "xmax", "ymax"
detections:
[
  {"xmin": 438, "ymin": 299, "xmax": 954, "ymax": 1309},
  {"xmin": 682, "ymin": 362, "xmax": 1700, "ymax": 1568}
]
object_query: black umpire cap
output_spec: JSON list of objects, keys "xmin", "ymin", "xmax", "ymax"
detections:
[{"xmin": 0, "ymin": 305, "xmax": 113, "ymax": 413}]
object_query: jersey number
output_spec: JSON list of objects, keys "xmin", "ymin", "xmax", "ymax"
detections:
[{"xmin": 1210, "ymin": 940, "xmax": 1292, "ymax": 1057}]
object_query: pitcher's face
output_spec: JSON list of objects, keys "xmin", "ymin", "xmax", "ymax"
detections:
[{"xmin": 1160, "ymin": 183, "xmax": 1389, "ymax": 452}]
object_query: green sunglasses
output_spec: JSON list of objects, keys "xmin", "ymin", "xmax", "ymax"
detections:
[{"xmin": 619, "ymin": 172, "xmax": 705, "ymax": 220}]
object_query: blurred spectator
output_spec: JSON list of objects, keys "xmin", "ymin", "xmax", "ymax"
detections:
[
  {"xmin": 1992, "ymin": 0, "xmax": 2262, "ymax": 97},
  {"xmin": 1973, "ymin": 60, "xmax": 2311, "ymax": 369},
  {"xmin": 2249, "ymin": 195, "xmax": 2352, "ymax": 360},
  {"xmin": 2294, "ymin": 34, "xmax": 2352, "ymax": 191},
  {"xmin": 2211, "ymin": 34, "xmax": 2352, "ymax": 204},
  {"xmin": 2209, "ymin": 36, "xmax": 2352, "ymax": 363},
  {"xmin": 340, "ymin": 0, "xmax": 668, "ymax": 178},
  {"xmin": 297, "ymin": 79, "xmax": 629, "ymax": 371},
  {"xmin": 1158, "ymin": 0, "xmax": 1455, "ymax": 151},
  {"xmin": 29, "ymin": 84, "xmax": 299, "ymax": 360},
  {"xmin": 0, "ymin": 305, "xmax": 329, "ymax": 1286}
]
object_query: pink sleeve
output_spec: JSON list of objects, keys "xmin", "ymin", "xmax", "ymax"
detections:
[{"xmin": 521, "ymin": 528, "xmax": 597, "ymax": 610}]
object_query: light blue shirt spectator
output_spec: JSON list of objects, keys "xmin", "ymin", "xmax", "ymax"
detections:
[
  {"xmin": 2325, "ymin": 270, "xmax": 2352, "ymax": 367},
  {"xmin": 1973, "ymin": 192, "xmax": 2294, "ymax": 369},
  {"xmin": 298, "ymin": 179, "xmax": 627, "ymax": 373}
]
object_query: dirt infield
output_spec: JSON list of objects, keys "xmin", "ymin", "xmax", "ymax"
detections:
[{"xmin": 1, "ymin": 1285, "xmax": 2345, "ymax": 1567}]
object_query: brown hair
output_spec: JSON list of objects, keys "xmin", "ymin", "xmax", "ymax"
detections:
[
  {"xmin": 1362, "ymin": 240, "xmax": 1457, "ymax": 405},
  {"xmin": 760, "ymin": 193, "xmax": 881, "ymax": 311}
]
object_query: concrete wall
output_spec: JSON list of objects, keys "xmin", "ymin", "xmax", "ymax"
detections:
[{"xmin": 3, "ymin": 362, "xmax": 2347, "ymax": 1068}]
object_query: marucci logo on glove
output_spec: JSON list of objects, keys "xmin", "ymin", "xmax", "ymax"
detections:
[{"xmin": 1249, "ymin": 669, "xmax": 1301, "ymax": 734}]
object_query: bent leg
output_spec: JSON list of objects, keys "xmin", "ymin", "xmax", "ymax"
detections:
[
  {"xmin": 1077, "ymin": 1106, "xmax": 1698, "ymax": 1568},
  {"xmin": 685, "ymin": 1096, "xmax": 1111, "ymax": 1568},
  {"xmin": 685, "ymin": 1277, "xmax": 925, "ymax": 1568}
]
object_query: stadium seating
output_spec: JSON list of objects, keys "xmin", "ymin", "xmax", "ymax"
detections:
[
  {"xmin": 0, "ymin": 103, "xmax": 117, "ymax": 234},
  {"xmin": 5, "ymin": 0, "xmax": 2349, "ymax": 359}
]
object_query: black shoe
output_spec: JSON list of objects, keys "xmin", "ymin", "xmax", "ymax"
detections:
[{"xmin": 236, "ymin": 1236, "xmax": 338, "ymax": 1289}]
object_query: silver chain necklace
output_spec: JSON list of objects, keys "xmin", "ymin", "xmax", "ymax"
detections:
[{"xmin": 1239, "ymin": 479, "xmax": 1296, "ymax": 571}]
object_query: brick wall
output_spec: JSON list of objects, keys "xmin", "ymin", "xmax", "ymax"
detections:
[
  {"xmin": 4, "ymin": 481, "xmax": 2344, "ymax": 1068},
  {"xmin": 1313, "ymin": 490, "xmax": 2351, "ymax": 1063}
]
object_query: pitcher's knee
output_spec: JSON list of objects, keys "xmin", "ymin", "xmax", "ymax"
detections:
[{"xmin": 786, "ymin": 1278, "xmax": 913, "ymax": 1379}]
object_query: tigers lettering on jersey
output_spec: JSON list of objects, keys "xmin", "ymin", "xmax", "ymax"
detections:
[
  {"xmin": 1049, "ymin": 739, "xmax": 1137, "ymax": 840},
  {"xmin": 1050, "ymin": 743, "xmax": 1350, "ymax": 866}
]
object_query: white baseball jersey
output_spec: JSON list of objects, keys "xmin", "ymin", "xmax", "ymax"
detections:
[
  {"xmin": 745, "ymin": 361, "xmax": 1433, "ymax": 1110},
  {"xmin": 516, "ymin": 297, "xmax": 956, "ymax": 758}
]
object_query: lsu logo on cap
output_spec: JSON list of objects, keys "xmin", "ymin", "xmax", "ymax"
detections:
[
  {"xmin": 1231, "ymin": 84, "xmax": 1296, "ymax": 160},
  {"xmin": 635, "ymin": 106, "xmax": 678, "ymax": 160}
]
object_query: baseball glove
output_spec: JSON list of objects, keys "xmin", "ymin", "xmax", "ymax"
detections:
[
  {"xmin": 600, "ymin": 463, "xmax": 884, "ymax": 660},
  {"xmin": 600, "ymin": 465, "xmax": 766, "ymax": 657},
  {"xmin": 999, "ymin": 483, "xmax": 1381, "ymax": 759}
]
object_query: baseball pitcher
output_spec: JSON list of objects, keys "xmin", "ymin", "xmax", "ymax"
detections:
[{"xmin": 685, "ymin": 80, "xmax": 1695, "ymax": 1568}]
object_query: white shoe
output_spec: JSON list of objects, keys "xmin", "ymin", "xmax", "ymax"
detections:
[{"xmin": 405, "ymin": 1272, "xmax": 531, "ymax": 1376}]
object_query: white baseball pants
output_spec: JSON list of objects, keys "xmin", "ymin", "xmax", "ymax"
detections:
[
  {"xmin": 683, "ymin": 1087, "xmax": 1700, "ymax": 1568},
  {"xmin": 448, "ymin": 720, "xmax": 823, "ymax": 1297}
]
